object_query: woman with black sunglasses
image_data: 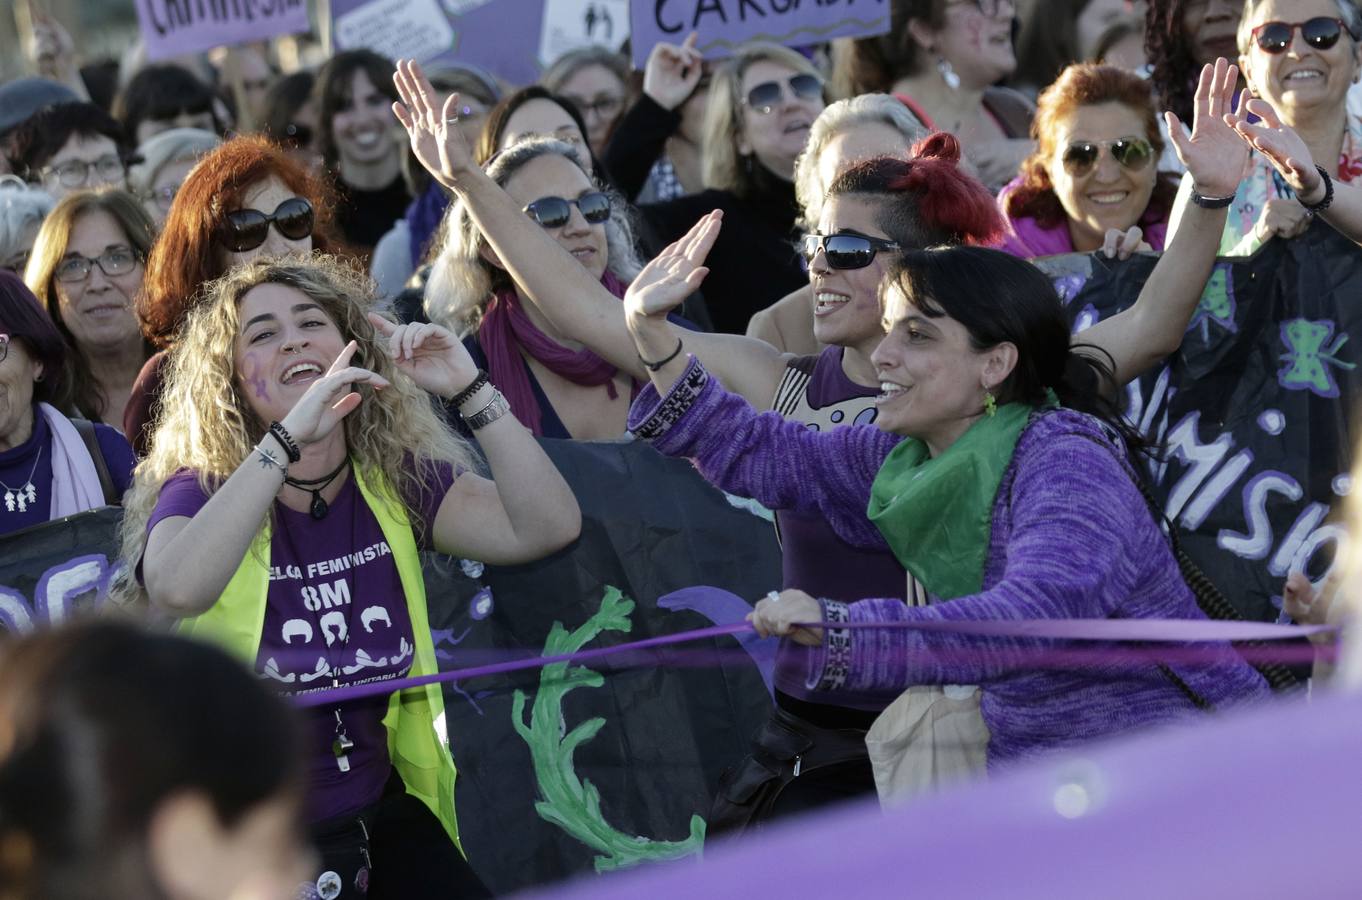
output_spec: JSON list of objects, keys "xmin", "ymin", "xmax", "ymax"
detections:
[
  {"xmin": 396, "ymin": 55, "xmax": 1250, "ymax": 825},
  {"xmin": 1001, "ymin": 63, "xmax": 1180, "ymax": 258},
  {"xmin": 630, "ymin": 41, "xmax": 828, "ymax": 336},
  {"xmin": 425, "ymin": 136, "xmax": 643, "ymax": 439},
  {"xmin": 123, "ymin": 135, "xmax": 343, "ymax": 455},
  {"xmin": 1168, "ymin": 0, "xmax": 1362, "ymax": 255}
]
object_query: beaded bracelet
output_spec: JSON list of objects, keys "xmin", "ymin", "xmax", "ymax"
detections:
[
  {"xmin": 267, "ymin": 421, "xmax": 301, "ymax": 463},
  {"xmin": 450, "ymin": 369, "xmax": 489, "ymax": 409},
  {"xmin": 1303, "ymin": 165, "xmax": 1334, "ymax": 214}
]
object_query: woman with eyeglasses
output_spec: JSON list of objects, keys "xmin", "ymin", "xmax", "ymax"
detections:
[
  {"xmin": 123, "ymin": 135, "xmax": 343, "ymax": 455},
  {"xmin": 1000, "ymin": 64, "xmax": 1178, "ymax": 258},
  {"xmin": 395, "ymin": 56, "xmax": 1250, "ymax": 823},
  {"xmin": 425, "ymin": 137, "xmax": 643, "ymax": 438},
  {"xmin": 0, "ymin": 272, "xmax": 134, "ymax": 537},
  {"xmin": 542, "ymin": 46, "xmax": 634, "ymax": 159},
  {"xmin": 631, "ymin": 42, "xmax": 827, "ymax": 336},
  {"xmin": 126, "ymin": 128, "xmax": 221, "ymax": 228},
  {"xmin": 832, "ymin": 0, "xmax": 1035, "ymax": 194},
  {"xmin": 23, "ymin": 189, "xmax": 156, "ymax": 426},
  {"xmin": 10, "ymin": 102, "xmax": 129, "ymax": 202},
  {"xmin": 1169, "ymin": 1, "xmax": 1362, "ymax": 255}
]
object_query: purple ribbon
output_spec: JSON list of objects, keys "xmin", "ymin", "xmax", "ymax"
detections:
[{"xmin": 292, "ymin": 616, "xmax": 1337, "ymax": 709}]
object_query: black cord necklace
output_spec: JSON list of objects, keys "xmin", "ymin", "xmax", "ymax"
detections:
[{"xmin": 284, "ymin": 457, "xmax": 350, "ymax": 520}]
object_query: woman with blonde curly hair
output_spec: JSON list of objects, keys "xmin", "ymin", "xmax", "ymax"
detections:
[
  {"xmin": 427, "ymin": 136, "xmax": 644, "ymax": 439},
  {"xmin": 122, "ymin": 254, "xmax": 578, "ymax": 898}
]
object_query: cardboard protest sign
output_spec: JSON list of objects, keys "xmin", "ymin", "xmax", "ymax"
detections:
[
  {"xmin": 629, "ymin": 0, "xmax": 891, "ymax": 67},
  {"xmin": 332, "ymin": 0, "xmax": 458, "ymax": 66},
  {"xmin": 0, "ymin": 439, "xmax": 779, "ymax": 894},
  {"xmin": 137, "ymin": 0, "xmax": 311, "ymax": 62},
  {"xmin": 1035, "ymin": 223, "xmax": 1362, "ymax": 624}
]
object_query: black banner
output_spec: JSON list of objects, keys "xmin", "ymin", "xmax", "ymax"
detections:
[
  {"xmin": 1037, "ymin": 222, "xmax": 1362, "ymax": 623},
  {"xmin": 0, "ymin": 440, "xmax": 780, "ymax": 894}
]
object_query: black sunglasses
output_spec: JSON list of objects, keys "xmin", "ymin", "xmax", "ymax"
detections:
[
  {"xmin": 523, "ymin": 192, "xmax": 612, "ymax": 229},
  {"xmin": 219, "ymin": 198, "xmax": 314, "ymax": 253},
  {"xmin": 745, "ymin": 73, "xmax": 823, "ymax": 114},
  {"xmin": 801, "ymin": 233, "xmax": 901, "ymax": 269},
  {"xmin": 1252, "ymin": 17, "xmax": 1348, "ymax": 54},
  {"xmin": 1061, "ymin": 137, "xmax": 1154, "ymax": 177}
]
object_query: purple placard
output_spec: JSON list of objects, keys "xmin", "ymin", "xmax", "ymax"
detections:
[
  {"xmin": 329, "ymin": 0, "xmax": 604, "ymax": 88},
  {"xmin": 137, "ymin": 0, "xmax": 311, "ymax": 62},
  {"xmin": 628, "ymin": 0, "xmax": 891, "ymax": 67}
]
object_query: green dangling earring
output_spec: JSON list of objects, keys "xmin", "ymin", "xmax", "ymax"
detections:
[{"xmin": 983, "ymin": 389, "xmax": 997, "ymax": 417}]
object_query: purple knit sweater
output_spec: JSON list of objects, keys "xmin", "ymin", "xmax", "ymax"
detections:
[{"xmin": 629, "ymin": 359, "xmax": 1269, "ymax": 767}]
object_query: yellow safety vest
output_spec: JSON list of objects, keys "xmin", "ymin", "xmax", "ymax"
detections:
[{"xmin": 176, "ymin": 465, "xmax": 461, "ymax": 848}]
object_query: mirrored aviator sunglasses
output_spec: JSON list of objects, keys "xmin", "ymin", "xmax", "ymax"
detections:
[
  {"xmin": 523, "ymin": 191, "xmax": 612, "ymax": 229},
  {"xmin": 1253, "ymin": 17, "xmax": 1346, "ymax": 54},
  {"xmin": 801, "ymin": 233, "xmax": 900, "ymax": 269},
  {"xmin": 219, "ymin": 197, "xmax": 315, "ymax": 253},
  {"xmin": 745, "ymin": 73, "xmax": 823, "ymax": 114},
  {"xmin": 1061, "ymin": 137, "xmax": 1154, "ymax": 177}
]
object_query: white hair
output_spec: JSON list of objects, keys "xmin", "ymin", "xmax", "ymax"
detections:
[
  {"xmin": 0, "ymin": 181, "xmax": 54, "ymax": 264},
  {"xmin": 127, "ymin": 127, "xmax": 221, "ymax": 197},
  {"xmin": 793, "ymin": 93, "xmax": 928, "ymax": 228},
  {"xmin": 425, "ymin": 137, "xmax": 642, "ymax": 334}
]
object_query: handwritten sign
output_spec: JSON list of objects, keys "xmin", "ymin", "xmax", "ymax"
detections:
[
  {"xmin": 333, "ymin": 0, "xmax": 457, "ymax": 64},
  {"xmin": 137, "ymin": 0, "xmax": 311, "ymax": 62},
  {"xmin": 629, "ymin": 0, "xmax": 891, "ymax": 67}
]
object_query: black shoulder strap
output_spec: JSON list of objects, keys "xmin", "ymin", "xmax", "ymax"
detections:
[{"xmin": 70, "ymin": 418, "xmax": 118, "ymax": 506}]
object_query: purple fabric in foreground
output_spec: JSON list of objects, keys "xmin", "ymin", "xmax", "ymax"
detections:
[
  {"xmin": 529, "ymin": 689, "xmax": 1362, "ymax": 900},
  {"xmin": 656, "ymin": 586, "xmax": 776, "ymax": 697}
]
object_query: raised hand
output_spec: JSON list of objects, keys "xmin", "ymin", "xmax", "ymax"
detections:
[
  {"xmin": 623, "ymin": 210, "xmax": 721, "ymax": 333},
  {"xmin": 368, "ymin": 313, "xmax": 478, "ymax": 400},
  {"xmin": 643, "ymin": 32, "xmax": 704, "ymax": 111},
  {"xmin": 279, "ymin": 341, "xmax": 390, "ymax": 445},
  {"xmin": 1166, "ymin": 58, "xmax": 1251, "ymax": 199},
  {"xmin": 392, "ymin": 59, "xmax": 476, "ymax": 193},
  {"xmin": 1227, "ymin": 98, "xmax": 1327, "ymax": 204}
]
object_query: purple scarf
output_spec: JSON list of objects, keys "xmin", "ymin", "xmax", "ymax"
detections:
[{"xmin": 477, "ymin": 271, "xmax": 631, "ymax": 436}]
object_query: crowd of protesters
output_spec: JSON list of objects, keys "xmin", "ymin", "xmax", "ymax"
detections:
[{"xmin": 1, "ymin": 0, "xmax": 1361, "ymax": 896}]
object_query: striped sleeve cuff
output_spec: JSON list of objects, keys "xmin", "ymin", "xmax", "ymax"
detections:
[
  {"xmin": 806, "ymin": 599, "xmax": 851, "ymax": 693},
  {"xmin": 627, "ymin": 355, "xmax": 708, "ymax": 442}
]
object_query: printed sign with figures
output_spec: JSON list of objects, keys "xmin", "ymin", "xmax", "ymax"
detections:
[{"xmin": 540, "ymin": 0, "xmax": 631, "ymax": 64}]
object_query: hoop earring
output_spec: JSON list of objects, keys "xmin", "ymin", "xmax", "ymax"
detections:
[{"xmin": 983, "ymin": 389, "xmax": 997, "ymax": 417}]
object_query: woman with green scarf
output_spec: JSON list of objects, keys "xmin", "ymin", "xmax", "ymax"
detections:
[{"xmin": 622, "ymin": 236, "xmax": 1269, "ymax": 769}]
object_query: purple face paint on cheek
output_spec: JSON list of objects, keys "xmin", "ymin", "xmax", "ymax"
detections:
[{"xmin": 241, "ymin": 351, "xmax": 272, "ymax": 402}]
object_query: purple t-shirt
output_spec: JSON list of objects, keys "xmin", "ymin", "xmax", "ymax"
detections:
[
  {"xmin": 773, "ymin": 348, "xmax": 908, "ymax": 718},
  {"xmin": 146, "ymin": 462, "xmax": 456, "ymax": 822}
]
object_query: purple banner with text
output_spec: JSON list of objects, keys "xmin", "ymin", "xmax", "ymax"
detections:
[
  {"xmin": 629, "ymin": 0, "xmax": 890, "ymax": 67},
  {"xmin": 137, "ymin": 0, "xmax": 311, "ymax": 62}
]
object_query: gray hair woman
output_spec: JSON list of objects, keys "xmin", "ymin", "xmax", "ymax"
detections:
[
  {"xmin": 542, "ymin": 46, "xmax": 633, "ymax": 158},
  {"xmin": 126, "ymin": 127, "xmax": 220, "ymax": 226},
  {"xmin": 1168, "ymin": 0, "xmax": 1362, "ymax": 255},
  {"xmin": 0, "ymin": 180, "xmax": 53, "ymax": 274},
  {"xmin": 427, "ymin": 137, "xmax": 642, "ymax": 439}
]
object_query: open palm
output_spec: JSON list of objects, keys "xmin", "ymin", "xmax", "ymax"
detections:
[
  {"xmin": 1166, "ymin": 58, "xmax": 1251, "ymax": 199},
  {"xmin": 1228, "ymin": 98, "xmax": 1321, "ymax": 198},
  {"xmin": 624, "ymin": 210, "xmax": 722, "ymax": 326},
  {"xmin": 392, "ymin": 58, "xmax": 476, "ymax": 192}
]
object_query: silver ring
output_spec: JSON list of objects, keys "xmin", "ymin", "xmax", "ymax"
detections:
[
  {"xmin": 765, "ymin": 591, "xmax": 780, "ymax": 604},
  {"xmin": 445, "ymin": 115, "xmax": 460, "ymax": 124}
]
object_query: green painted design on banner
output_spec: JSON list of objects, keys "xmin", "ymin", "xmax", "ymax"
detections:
[{"xmin": 511, "ymin": 586, "xmax": 706, "ymax": 872}]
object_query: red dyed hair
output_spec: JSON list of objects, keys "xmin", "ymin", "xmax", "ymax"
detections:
[
  {"xmin": 1004, "ymin": 63, "xmax": 1177, "ymax": 230},
  {"xmin": 827, "ymin": 132, "xmax": 1005, "ymax": 247},
  {"xmin": 138, "ymin": 134, "xmax": 342, "ymax": 348}
]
